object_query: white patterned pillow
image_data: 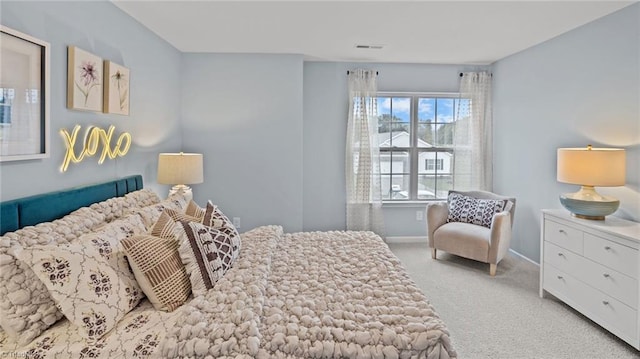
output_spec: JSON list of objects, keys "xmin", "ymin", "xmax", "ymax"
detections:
[
  {"xmin": 131, "ymin": 195, "xmax": 187, "ymax": 229},
  {"xmin": 0, "ymin": 209, "xmax": 106, "ymax": 345},
  {"xmin": 175, "ymin": 221, "xmax": 238, "ymax": 297},
  {"xmin": 78, "ymin": 215, "xmax": 147, "ymax": 303},
  {"xmin": 446, "ymin": 192, "xmax": 508, "ymax": 228},
  {"xmin": 16, "ymin": 242, "xmax": 144, "ymax": 341}
]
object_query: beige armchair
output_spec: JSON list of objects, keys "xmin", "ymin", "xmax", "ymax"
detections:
[{"xmin": 427, "ymin": 190, "xmax": 516, "ymax": 276}]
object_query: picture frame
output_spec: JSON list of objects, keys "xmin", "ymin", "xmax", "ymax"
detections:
[
  {"xmin": 0, "ymin": 25, "xmax": 50, "ymax": 162},
  {"xmin": 103, "ymin": 61, "xmax": 130, "ymax": 115},
  {"xmin": 67, "ymin": 46, "xmax": 103, "ymax": 112}
]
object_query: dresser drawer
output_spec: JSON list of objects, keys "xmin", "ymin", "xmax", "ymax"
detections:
[
  {"xmin": 544, "ymin": 220, "xmax": 583, "ymax": 254},
  {"xmin": 584, "ymin": 233, "xmax": 638, "ymax": 279},
  {"xmin": 580, "ymin": 257, "xmax": 638, "ymax": 309},
  {"xmin": 545, "ymin": 241, "xmax": 638, "ymax": 308},
  {"xmin": 544, "ymin": 241, "xmax": 582, "ymax": 278},
  {"xmin": 544, "ymin": 265, "xmax": 637, "ymax": 341}
]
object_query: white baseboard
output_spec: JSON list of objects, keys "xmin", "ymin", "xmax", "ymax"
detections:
[
  {"xmin": 385, "ymin": 236, "xmax": 428, "ymax": 244},
  {"xmin": 385, "ymin": 238, "xmax": 540, "ymax": 266},
  {"xmin": 509, "ymin": 248, "xmax": 539, "ymax": 266}
]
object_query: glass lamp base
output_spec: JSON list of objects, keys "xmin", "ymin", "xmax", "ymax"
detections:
[{"xmin": 559, "ymin": 186, "xmax": 619, "ymax": 220}]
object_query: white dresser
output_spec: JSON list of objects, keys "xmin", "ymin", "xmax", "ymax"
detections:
[{"xmin": 540, "ymin": 209, "xmax": 640, "ymax": 349}]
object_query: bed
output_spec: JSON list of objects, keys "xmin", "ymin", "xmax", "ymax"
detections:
[{"xmin": 0, "ymin": 176, "xmax": 456, "ymax": 358}]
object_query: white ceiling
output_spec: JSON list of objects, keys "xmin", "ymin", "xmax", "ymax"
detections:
[{"xmin": 112, "ymin": 0, "xmax": 635, "ymax": 65}]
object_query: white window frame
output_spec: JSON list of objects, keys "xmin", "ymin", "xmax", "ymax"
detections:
[{"xmin": 378, "ymin": 92, "xmax": 460, "ymax": 202}]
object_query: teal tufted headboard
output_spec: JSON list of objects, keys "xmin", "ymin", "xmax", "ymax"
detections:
[{"xmin": 0, "ymin": 175, "xmax": 143, "ymax": 235}]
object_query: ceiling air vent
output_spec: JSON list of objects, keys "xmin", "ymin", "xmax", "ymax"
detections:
[{"xmin": 355, "ymin": 44, "xmax": 384, "ymax": 50}]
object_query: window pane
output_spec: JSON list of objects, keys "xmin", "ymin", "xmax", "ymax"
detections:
[
  {"xmin": 381, "ymin": 150, "xmax": 409, "ymax": 200},
  {"xmin": 377, "ymin": 97, "xmax": 391, "ymax": 116},
  {"xmin": 435, "ymin": 122, "xmax": 455, "ymax": 146},
  {"xmin": 418, "ymin": 151, "xmax": 453, "ymax": 175},
  {"xmin": 418, "ymin": 175, "xmax": 452, "ymax": 200},
  {"xmin": 378, "ymin": 97, "xmax": 410, "ymax": 145},
  {"xmin": 390, "ymin": 151, "xmax": 409, "ymax": 174},
  {"xmin": 381, "ymin": 173, "xmax": 392, "ymax": 200},
  {"xmin": 391, "ymin": 97, "xmax": 410, "ymax": 123},
  {"xmin": 389, "ymin": 124, "xmax": 410, "ymax": 147},
  {"xmin": 418, "ymin": 98, "xmax": 435, "ymax": 123},
  {"xmin": 380, "ymin": 151, "xmax": 392, "ymax": 174},
  {"xmin": 436, "ymin": 98, "xmax": 455, "ymax": 123},
  {"xmin": 417, "ymin": 123, "xmax": 435, "ymax": 148},
  {"xmin": 385, "ymin": 174, "xmax": 411, "ymax": 200}
]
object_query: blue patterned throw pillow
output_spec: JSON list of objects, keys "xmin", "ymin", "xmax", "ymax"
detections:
[{"xmin": 446, "ymin": 192, "xmax": 508, "ymax": 228}]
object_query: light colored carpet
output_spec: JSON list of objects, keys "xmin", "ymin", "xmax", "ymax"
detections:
[{"xmin": 387, "ymin": 243, "xmax": 639, "ymax": 359}]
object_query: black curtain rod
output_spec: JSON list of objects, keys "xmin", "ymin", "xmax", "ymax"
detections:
[
  {"xmin": 347, "ymin": 71, "xmax": 379, "ymax": 75},
  {"xmin": 459, "ymin": 72, "xmax": 493, "ymax": 77}
]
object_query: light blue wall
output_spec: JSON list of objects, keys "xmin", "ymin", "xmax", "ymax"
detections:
[
  {"xmin": 180, "ymin": 54, "xmax": 304, "ymax": 233},
  {"xmin": 303, "ymin": 62, "xmax": 488, "ymax": 236},
  {"xmin": 4, "ymin": 2, "xmax": 636, "ymax": 252},
  {"xmin": 0, "ymin": 1, "xmax": 182, "ymax": 200},
  {"xmin": 493, "ymin": 3, "xmax": 640, "ymax": 262}
]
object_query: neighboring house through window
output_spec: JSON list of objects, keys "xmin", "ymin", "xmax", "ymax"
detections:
[{"xmin": 378, "ymin": 93, "xmax": 468, "ymax": 201}]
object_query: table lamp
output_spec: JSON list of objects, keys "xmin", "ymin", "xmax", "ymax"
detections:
[
  {"xmin": 557, "ymin": 145, "xmax": 625, "ymax": 220},
  {"xmin": 157, "ymin": 152, "xmax": 203, "ymax": 201}
]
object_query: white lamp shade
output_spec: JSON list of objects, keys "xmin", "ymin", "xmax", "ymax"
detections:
[
  {"xmin": 557, "ymin": 147, "xmax": 625, "ymax": 187},
  {"xmin": 157, "ymin": 153, "xmax": 204, "ymax": 185}
]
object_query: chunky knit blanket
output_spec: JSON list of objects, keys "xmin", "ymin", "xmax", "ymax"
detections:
[
  {"xmin": 1, "ymin": 225, "xmax": 455, "ymax": 358},
  {"xmin": 161, "ymin": 226, "xmax": 456, "ymax": 359}
]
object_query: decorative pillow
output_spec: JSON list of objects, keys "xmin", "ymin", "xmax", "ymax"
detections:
[
  {"xmin": 121, "ymin": 231, "xmax": 191, "ymax": 312},
  {"xmin": 131, "ymin": 195, "xmax": 187, "ymax": 229},
  {"xmin": 184, "ymin": 200, "xmax": 206, "ymax": 219},
  {"xmin": 179, "ymin": 200, "xmax": 241, "ymax": 261},
  {"xmin": 160, "ymin": 208, "xmax": 201, "ymax": 228},
  {"xmin": 446, "ymin": 192, "xmax": 508, "ymax": 228},
  {"xmin": 15, "ymin": 242, "xmax": 143, "ymax": 341},
  {"xmin": 175, "ymin": 221, "xmax": 239, "ymax": 297},
  {"xmin": 78, "ymin": 215, "xmax": 147, "ymax": 300},
  {"xmin": 199, "ymin": 201, "xmax": 241, "ymax": 261},
  {"xmin": 0, "ymin": 209, "xmax": 106, "ymax": 345}
]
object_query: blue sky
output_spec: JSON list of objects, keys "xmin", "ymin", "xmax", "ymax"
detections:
[{"xmin": 377, "ymin": 97, "xmax": 466, "ymax": 123}]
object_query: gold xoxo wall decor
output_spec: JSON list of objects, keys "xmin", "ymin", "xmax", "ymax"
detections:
[{"xmin": 60, "ymin": 125, "xmax": 131, "ymax": 172}]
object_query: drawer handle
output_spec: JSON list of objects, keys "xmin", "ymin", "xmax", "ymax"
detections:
[
  {"xmin": 558, "ymin": 229, "xmax": 566, "ymax": 234},
  {"xmin": 557, "ymin": 253, "xmax": 565, "ymax": 257},
  {"xmin": 602, "ymin": 301, "xmax": 609, "ymax": 306},
  {"xmin": 604, "ymin": 246, "xmax": 611, "ymax": 251},
  {"xmin": 557, "ymin": 275, "xmax": 563, "ymax": 280},
  {"xmin": 603, "ymin": 273, "xmax": 610, "ymax": 278}
]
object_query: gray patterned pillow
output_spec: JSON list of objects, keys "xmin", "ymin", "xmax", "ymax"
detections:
[{"xmin": 446, "ymin": 192, "xmax": 508, "ymax": 228}]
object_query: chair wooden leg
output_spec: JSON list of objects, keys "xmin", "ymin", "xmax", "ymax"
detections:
[
  {"xmin": 490, "ymin": 263, "xmax": 497, "ymax": 276},
  {"xmin": 431, "ymin": 248, "xmax": 437, "ymax": 259}
]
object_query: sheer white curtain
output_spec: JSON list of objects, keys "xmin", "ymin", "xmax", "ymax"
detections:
[
  {"xmin": 345, "ymin": 69, "xmax": 384, "ymax": 235},
  {"xmin": 454, "ymin": 71, "xmax": 493, "ymax": 191}
]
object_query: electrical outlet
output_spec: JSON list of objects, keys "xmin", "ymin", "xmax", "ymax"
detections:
[
  {"xmin": 232, "ymin": 217, "xmax": 241, "ymax": 228},
  {"xmin": 416, "ymin": 211, "xmax": 424, "ymax": 221}
]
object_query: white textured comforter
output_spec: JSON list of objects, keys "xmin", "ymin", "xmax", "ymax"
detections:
[{"xmin": 1, "ymin": 226, "xmax": 456, "ymax": 358}]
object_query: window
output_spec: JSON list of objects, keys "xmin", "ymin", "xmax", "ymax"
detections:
[
  {"xmin": 425, "ymin": 159, "xmax": 444, "ymax": 171},
  {"xmin": 378, "ymin": 93, "xmax": 468, "ymax": 201}
]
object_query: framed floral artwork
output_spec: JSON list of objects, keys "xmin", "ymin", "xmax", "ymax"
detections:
[
  {"xmin": 67, "ymin": 46, "xmax": 103, "ymax": 112},
  {"xmin": 103, "ymin": 61, "xmax": 130, "ymax": 115},
  {"xmin": 0, "ymin": 25, "xmax": 50, "ymax": 162}
]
